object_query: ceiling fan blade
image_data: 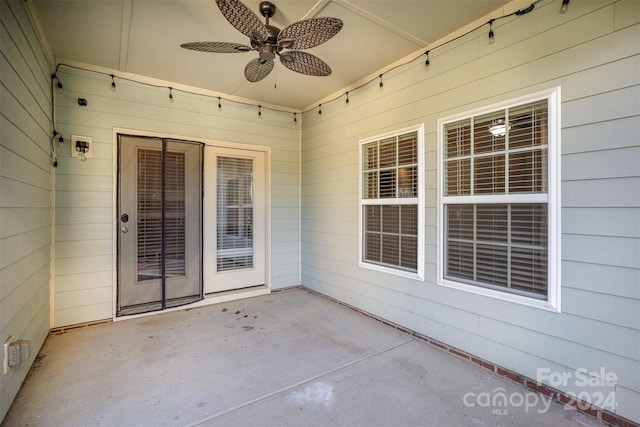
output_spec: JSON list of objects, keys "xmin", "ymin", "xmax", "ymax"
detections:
[
  {"xmin": 216, "ymin": 0, "xmax": 268, "ymax": 41},
  {"xmin": 181, "ymin": 42, "xmax": 252, "ymax": 53},
  {"xmin": 277, "ymin": 17, "xmax": 343, "ymax": 50},
  {"xmin": 244, "ymin": 57, "xmax": 274, "ymax": 82},
  {"xmin": 279, "ymin": 51, "xmax": 331, "ymax": 76}
]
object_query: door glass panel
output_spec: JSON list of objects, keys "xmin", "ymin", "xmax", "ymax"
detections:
[
  {"xmin": 136, "ymin": 149, "xmax": 186, "ymax": 281},
  {"xmin": 137, "ymin": 148, "xmax": 162, "ymax": 281},
  {"xmin": 217, "ymin": 156, "xmax": 253, "ymax": 271},
  {"xmin": 164, "ymin": 151, "xmax": 186, "ymax": 278}
]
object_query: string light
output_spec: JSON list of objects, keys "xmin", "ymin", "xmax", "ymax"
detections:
[
  {"xmin": 50, "ymin": 131, "xmax": 59, "ymax": 167},
  {"xmin": 293, "ymin": 113, "xmax": 297, "ymax": 123},
  {"xmin": 488, "ymin": 19, "xmax": 495, "ymax": 44},
  {"xmin": 53, "ymin": 130, "xmax": 63, "ymax": 143},
  {"xmin": 560, "ymin": 0, "xmax": 569, "ymax": 14},
  {"xmin": 258, "ymin": 105, "xmax": 262, "ymax": 116},
  {"xmin": 50, "ymin": 2, "xmax": 543, "ymax": 122},
  {"xmin": 51, "ymin": 73, "xmax": 63, "ymax": 90},
  {"xmin": 516, "ymin": 4, "xmax": 535, "ymax": 15}
]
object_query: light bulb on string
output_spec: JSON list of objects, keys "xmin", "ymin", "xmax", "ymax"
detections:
[
  {"xmin": 52, "ymin": 73, "xmax": 63, "ymax": 91},
  {"xmin": 293, "ymin": 113, "xmax": 297, "ymax": 123},
  {"xmin": 488, "ymin": 19, "xmax": 495, "ymax": 45},
  {"xmin": 218, "ymin": 97, "xmax": 222, "ymax": 110},
  {"xmin": 168, "ymin": 87, "xmax": 174, "ymax": 103},
  {"xmin": 379, "ymin": 74, "xmax": 384, "ymax": 88},
  {"xmin": 318, "ymin": 104, "xmax": 322, "ymax": 115},
  {"xmin": 111, "ymin": 74, "xmax": 116, "ymax": 91},
  {"xmin": 425, "ymin": 50, "xmax": 430, "ymax": 68},
  {"xmin": 346, "ymin": 92, "xmax": 349, "ymax": 104},
  {"xmin": 258, "ymin": 105, "xmax": 262, "ymax": 116}
]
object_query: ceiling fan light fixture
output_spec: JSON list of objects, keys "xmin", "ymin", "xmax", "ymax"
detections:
[
  {"xmin": 489, "ymin": 119, "xmax": 510, "ymax": 137},
  {"xmin": 259, "ymin": 46, "xmax": 276, "ymax": 61}
]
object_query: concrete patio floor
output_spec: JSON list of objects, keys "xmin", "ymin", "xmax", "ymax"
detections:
[{"xmin": 3, "ymin": 288, "xmax": 601, "ymax": 427}]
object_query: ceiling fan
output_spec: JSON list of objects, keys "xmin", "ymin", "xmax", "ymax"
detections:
[{"xmin": 181, "ymin": 0, "xmax": 343, "ymax": 82}]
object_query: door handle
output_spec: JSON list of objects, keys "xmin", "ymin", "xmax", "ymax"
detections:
[{"xmin": 121, "ymin": 226, "xmax": 129, "ymax": 233}]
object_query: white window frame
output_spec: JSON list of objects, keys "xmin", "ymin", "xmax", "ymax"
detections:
[
  {"xmin": 437, "ymin": 88, "xmax": 561, "ymax": 312},
  {"xmin": 358, "ymin": 124, "xmax": 425, "ymax": 280}
]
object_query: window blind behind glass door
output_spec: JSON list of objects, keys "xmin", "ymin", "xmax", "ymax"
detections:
[{"xmin": 217, "ymin": 156, "xmax": 254, "ymax": 271}]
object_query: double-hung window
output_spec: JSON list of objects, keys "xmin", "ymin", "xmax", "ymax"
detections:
[
  {"xmin": 438, "ymin": 88, "xmax": 560, "ymax": 310},
  {"xmin": 359, "ymin": 124, "xmax": 424, "ymax": 279}
]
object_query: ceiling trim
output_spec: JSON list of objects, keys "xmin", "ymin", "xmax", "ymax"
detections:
[
  {"xmin": 118, "ymin": 0, "xmax": 134, "ymax": 71},
  {"xmin": 301, "ymin": 0, "xmax": 520, "ymax": 111},
  {"xmin": 301, "ymin": 0, "xmax": 331, "ymax": 20},
  {"xmin": 335, "ymin": 0, "xmax": 428, "ymax": 47}
]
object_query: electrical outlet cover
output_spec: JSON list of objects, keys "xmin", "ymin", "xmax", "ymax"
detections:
[
  {"xmin": 17, "ymin": 339, "xmax": 31, "ymax": 362},
  {"xmin": 7, "ymin": 343, "xmax": 21, "ymax": 367},
  {"xmin": 3, "ymin": 335, "xmax": 13, "ymax": 375}
]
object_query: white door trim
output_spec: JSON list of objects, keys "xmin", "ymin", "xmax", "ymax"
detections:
[{"xmin": 112, "ymin": 128, "xmax": 271, "ymax": 320}]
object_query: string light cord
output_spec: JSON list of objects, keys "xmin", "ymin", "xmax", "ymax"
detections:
[
  {"xmin": 51, "ymin": 0, "xmax": 545, "ymax": 120},
  {"xmin": 301, "ymin": 0, "xmax": 543, "ymax": 114},
  {"xmin": 50, "ymin": 63, "xmax": 64, "ymax": 167},
  {"xmin": 52, "ymin": 63, "xmax": 295, "ymax": 116}
]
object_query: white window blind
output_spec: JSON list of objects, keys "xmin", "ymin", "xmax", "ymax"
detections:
[
  {"xmin": 164, "ymin": 151, "xmax": 187, "ymax": 278},
  {"xmin": 137, "ymin": 149, "xmax": 186, "ymax": 281},
  {"xmin": 442, "ymin": 98, "xmax": 552, "ymax": 300},
  {"xmin": 360, "ymin": 126, "xmax": 423, "ymax": 277},
  {"xmin": 217, "ymin": 156, "xmax": 254, "ymax": 271}
]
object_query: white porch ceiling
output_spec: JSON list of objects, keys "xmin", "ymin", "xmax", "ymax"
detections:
[{"xmin": 30, "ymin": 0, "xmax": 513, "ymax": 111}]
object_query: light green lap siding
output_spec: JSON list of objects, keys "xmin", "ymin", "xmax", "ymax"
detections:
[
  {"xmin": 0, "ymin": 0, "xmax": 52, "ymax": 420},
  {"xmin": 301, "ymin": 0, "xmax": 640, "ymax": 422},
  {"xmin": 52, "ymin": 66, "xmax": 300, "ymax": 327}
]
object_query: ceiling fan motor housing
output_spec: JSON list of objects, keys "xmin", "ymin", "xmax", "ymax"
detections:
[{"xmin": 254, "ymin": 25, "xmax": 281, "ymax": 61}]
